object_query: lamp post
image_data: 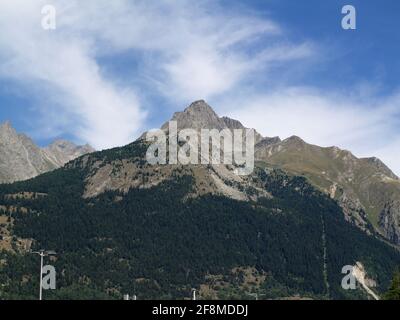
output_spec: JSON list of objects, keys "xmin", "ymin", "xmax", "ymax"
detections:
[
  {"xmin": 246, "ymin": 292, "xmax": 265, "ymax": 300},
  {"xmin": 192, "ymin": 289, "xmax": 197, "ymax": 301},
  {"xmin": 31, "ymin": 249, "xmax": 56, "ymax": 300}
]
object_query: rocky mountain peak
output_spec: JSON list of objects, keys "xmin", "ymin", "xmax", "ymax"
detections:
[
  {"xmin": 47, "ymin": 139, "xmax": 94, "ymax": 154},
  {"xmin": 361, "ymin": 156, "xmax": 398, "ymax": 180},
  {"xmin": 256, "ymin": 136, "xmax": 281, "ymax": 148},
  {"xmin": 44, "ymin": 140, "xmax": 95, "ymax": 168},
  {"xmin": 0, "ymin": 120, "xmax": 12, "ymax": 128},
  {"xmin": 0, "ymin": 122, "xmax": 94, "ymax": 183},
  {"xmin": 184, "ymin": 100, "xmax": 217, "ymax": 115},
  {"xmin": 50, "ymin": 139, "xmax": 77, "ymax": 149},
  {"xmin": 221, "ymin": 116, "xmax": 246, "ymax": 130},
  {"xmin": 0, "ymin": 120, "xmax": 18, "ymax": 138},
  {"xmin": 281, "ymin": 135, "xmax": 307, "ymax": 147},
  {"xmin": 164, "ymin": 100, "xmax": 224, "ymax": 131},
  {"xmin": 160, "ymin": 100, "xmax": 264, "ymax": 144}
]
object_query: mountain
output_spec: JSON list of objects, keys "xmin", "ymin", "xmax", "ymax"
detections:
[
  {"xmin": 155, "ymin": 101, "xmax": 400, "ymax": 245},
  {"xmin": 254, "ymin": 134, "xmax": 400, "ymax": 245},
  {"xmin": 0, "ymin": 101, "xmax": 399, "ymax": 300},
  {"xmin": 0, "ymin": 122, "xmax": 94, "ymax": 183},
  {"xmin": 160, "ymin": 100, "xmax": 263, "ymax": 142},
  {"xmin": 43, "ymin": 140, "xmax": 95, "ymax": 168}
]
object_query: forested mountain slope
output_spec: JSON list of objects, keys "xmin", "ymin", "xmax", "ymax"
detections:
[{"xmin": 0, "ymin": 138, "xmax": 399, "ymax": 300}]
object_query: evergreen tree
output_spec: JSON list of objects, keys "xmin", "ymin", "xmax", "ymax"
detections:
[{"xmin": 384, "ymin": 270, "xmax": 400, "ymax": 300}]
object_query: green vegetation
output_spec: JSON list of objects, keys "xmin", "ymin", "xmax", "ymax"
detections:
[
  {"xmin": 0, "ymin": 143, "xmax": 399, "ymax": 300},
  {"xmin": 383, "ymin": 270, "xmax": 400, "ymax": 300},
  {"xmin": 257, "ymin": 139, "xmax": 400, "ymax": 233}
]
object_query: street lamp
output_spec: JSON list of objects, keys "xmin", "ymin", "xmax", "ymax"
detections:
[
  {"xmin": 191, "ymin": 288, "xmax": 197, "ymax": 301},
  {"xmin": 31, "ymin": 249, "xmax": 57, "ymax": 300},
  {"xmin": 246, "ymin": 292, "xmax": 265, "ymax": 300}
]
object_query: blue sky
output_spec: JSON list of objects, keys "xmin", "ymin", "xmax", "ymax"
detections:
[{"xmin": 1, "ymin": 0, "xmax": 400, "ymax": 173}]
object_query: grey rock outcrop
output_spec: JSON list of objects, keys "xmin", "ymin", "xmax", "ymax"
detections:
[
  {"xmin": 379, "ymin": 201, "xmax": 400, "ymax": 244},
  {"xmin": 0, "ymin": 122, "xmax": 94, "ymax": 183},
  {"xmin": 43, "ymin": 140, "xmax": 95, "ymax": 168},
  {"xmin": 160, "ymin": 100, "xmax": 264, "ymax": 143}
]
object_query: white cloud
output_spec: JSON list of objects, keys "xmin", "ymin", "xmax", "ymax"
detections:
[
  {"xmin": 0, "ymin": 0, "xmax": 310, "ymax": 149},
  {"xmin": 161, "ymin": 42, "xmax": 313, "ymax": 101},
  {"xmin": 0, "ymin": 0, "xmax": 145, "ymax": 150},
  {"xmin": 2, "ymin": 0, "xmax": 398, "ymax": 177}
]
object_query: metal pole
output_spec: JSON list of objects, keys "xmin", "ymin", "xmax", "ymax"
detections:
[
  {"xmin": 192, "ymin": 289, "xmax": 196, "ymax": 301},
  {"xmin": 39, "ymin": 252, "xmax": 44, "ymax": 301}
]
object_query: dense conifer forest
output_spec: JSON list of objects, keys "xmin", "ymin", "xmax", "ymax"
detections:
[{"xmin": 0, "ymin": 142, "xmax": 399, "ymax": 300}]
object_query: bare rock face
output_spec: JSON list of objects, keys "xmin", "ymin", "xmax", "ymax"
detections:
[
  {"xmin": 379, "ymin": 201, "xmax": 400, "ymax": 245},
  {"xmin": 162, "ymin": 100, "xmax": 225, "ymax": 131},
  {"xmin": 255, "ymin": 136, "xmax": 281, "ymax": 149},
  {"xmin": 43, "ymin": 140, "xmax": 95, "ymax": 167},
  {"xmin": 337, "ymin": 191, "xmax": 371, "ymax": 233},
  {"xmin": 0, "ymin": 122, "xmax": 94, "ymax": 183},
  {"xmin": 160, "ymin": 100, "xmax": 264, "ymax": 143}
]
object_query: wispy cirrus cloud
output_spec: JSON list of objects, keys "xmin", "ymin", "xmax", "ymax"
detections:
[
  {"xmin": 2, "ymin": 0, "xmax": 398, "ymax": 176},
  {"xmin": 0, "ymin": 0, "xmax": 312, "ymax": 149},
  {"xmin": 0, "ymin": 0, "xmax": 145, "ymax": 149}
]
